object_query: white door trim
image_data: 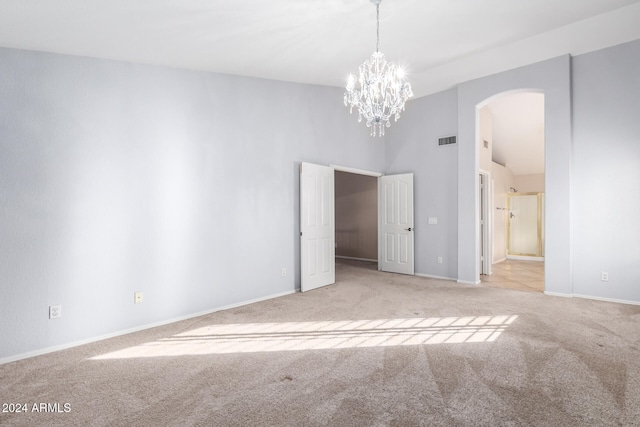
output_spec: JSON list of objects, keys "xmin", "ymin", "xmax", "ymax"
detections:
[
  {"xmin": 330, "ymin": 164, "xmax": 383, "ymax": 177},
  {"xmin": 479, "ymin": 169, "xmax": 492, "ymax": 276}
]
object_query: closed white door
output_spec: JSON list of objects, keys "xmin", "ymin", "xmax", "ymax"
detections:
[
  {"xmin": 378, "ymin": 173, "xmax": 414, "ymax": 275},
  {"xmin": 300, "ymin": 162, "xmax": 335, "ymax": 292}
]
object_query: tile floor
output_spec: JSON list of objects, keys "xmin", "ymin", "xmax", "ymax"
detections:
[{"xmin": 481, "ymin": 259, "xmax": 544, "ymax": 293}]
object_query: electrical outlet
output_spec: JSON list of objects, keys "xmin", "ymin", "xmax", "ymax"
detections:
[
  {"xmin": 437, "ymin": 257, "xmax": 443, "ymax": 264},
  {"xmin": 281, "ymin": 268, "xmax": 287, "ymax": 277},
  {"xmin": 601, "ymin": 272, "xmax": 609, "ymax": 282},
  {"xmin": 49, "ymin": 305, "xmax": 62, "ymax": 319},
  {"xmin": 134, "ymin": 291, "xmax": 143, "ymax": 304}
]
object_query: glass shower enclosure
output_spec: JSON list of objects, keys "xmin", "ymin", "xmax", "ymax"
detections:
[{"xmin": 507, "ymin": 192, "xmax": 544, "ymax": 258}]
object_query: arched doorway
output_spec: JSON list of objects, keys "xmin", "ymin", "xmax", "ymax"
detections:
[
  {"xmin": 476, "ymin": 91, "xmax": 545, "ymax": 292},
  {"xmin": 455, "ymin": 55, "xmax": 572, "ymax": 296}
]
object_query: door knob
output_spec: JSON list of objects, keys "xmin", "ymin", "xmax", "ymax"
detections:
[{"xmin": 405, "ymin": 227, "xmax": 413, "ymax": 231}]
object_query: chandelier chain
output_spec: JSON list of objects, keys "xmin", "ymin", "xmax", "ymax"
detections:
[{"xmin": 376, "ymin": 3, "xmax": 380, "ymax": 53}]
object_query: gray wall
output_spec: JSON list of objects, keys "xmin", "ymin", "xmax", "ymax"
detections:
[
  {"xmin": 571, "ymin": 39, "xmax": 640, "ymax": 301},
  {"xmin": 0, "ymin": 47, "xmax": 384, "ymax": 361},
  {"xmin": 387, "ymin": 40, "xmax": 639, "ymax": 303},
  {"xmin": 385, "ymin": 89, "xmax": 459, "ymax": 280},
  {"xmin": 2, "ymin": 38, "xmax": 640, "ymax": 362}
]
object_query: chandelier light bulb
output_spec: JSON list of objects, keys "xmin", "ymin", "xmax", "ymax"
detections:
[
  {"xmin": 344, "ymin": 0, "xmax": 413, "ymax": 137},
  {"xmin": 346, "ymin": 74, "xmax": 355, "ymax": 91}
]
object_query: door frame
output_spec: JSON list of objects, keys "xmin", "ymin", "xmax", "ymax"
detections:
[
  {"xmin": 330, "ymin": 164, "xmax": 383, "ymax": 178},
  {"xmin": 468, "ymin": 88, "xmax": 553, "ymax": 288},
  {"xmin": 301, "ymin": 163, "xmax": 415, "ymax": 288},
  {"xmin": 479, "ymin": 169, "xmax": 492, "ymax": 276},
  {"xmin": 332, "ymin": 165, "xmax": 382, "ymax": 264}
]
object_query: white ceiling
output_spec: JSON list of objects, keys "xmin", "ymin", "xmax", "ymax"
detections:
[
  {"xmin": 488, "ymin": 92, "xmax": 545, "ymax": 176},
  {"xmin": 1, "ymin": 0, "xmax": 639, "ymax": 175},
  {"xmin": 1, "ymin": 0, "xmax": 640, "ymax": 98}
]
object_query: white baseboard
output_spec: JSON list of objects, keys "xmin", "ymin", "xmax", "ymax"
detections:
[
  {"xmin": 0, "ymin": 289, "xmax": 296, "ymax": 366},
  {"xmin": 336, "ymin": 255, "xmax": 377, "ymax": 263},
  {"xmin": 493, "ymin": 258, "xmax": 507, "ymax": 264},
  {"xmin": 543, "ymin": 291, "xmax": 571, "ymax": 298},
  {"xmin": 544, "ymin": 291, "xmax": 640, "ymax": 306},
  {"xmin": 415, "ymin": 272, "xmax": 457, "ymax": 281},
  {"xmin": 572, "ymin": 293, "xmax": 640, "ymax": 306},
  {"xmin": 507, "ymin": 255, "xmax": 544, "ymax": 262},
  {"xmin": 457, "ymin": 279, "xmax": 482, "ymax": 285}
]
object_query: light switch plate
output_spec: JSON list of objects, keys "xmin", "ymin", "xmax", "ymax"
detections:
[{"xmin": 134, "ymin": 292, "xmax": 143, "ymax": 304}]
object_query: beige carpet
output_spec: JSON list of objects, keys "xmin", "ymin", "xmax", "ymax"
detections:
[{"xmin": 1, "ymin": 259, "xmax": 639, "ymax": 426}]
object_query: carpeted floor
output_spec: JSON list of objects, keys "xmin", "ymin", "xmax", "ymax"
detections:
[{"xmin": 1, "ymin": 259, "xmax": 639, "ymax": 426}]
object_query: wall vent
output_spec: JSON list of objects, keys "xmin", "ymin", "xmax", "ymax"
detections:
[{"xmin": 438, "ymin": 136, "xmax": 457, "ymax": 146}]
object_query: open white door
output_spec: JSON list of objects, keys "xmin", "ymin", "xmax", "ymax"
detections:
[
  {"xmin": 300, "ymin": 162, "xmax": 335, "ymax": 292},
  {"xmin": 378, "ymin": 173, "xmax": 414, "ymax": 275}
]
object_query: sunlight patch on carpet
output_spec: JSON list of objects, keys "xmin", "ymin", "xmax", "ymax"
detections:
[{"xmin": 91, "ymin": 315, "xmax": 518, "ymax": 359}]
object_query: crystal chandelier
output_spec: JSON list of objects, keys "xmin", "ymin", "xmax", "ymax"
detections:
[{"xmin": 344, "ymin": 0, "xmax": 413, "ymax": 137}]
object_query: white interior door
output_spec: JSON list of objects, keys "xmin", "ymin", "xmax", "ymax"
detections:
[
  {"xmin": 378, "ymin": 173, "xmax": 414, "ymax": 275},
  {"xmin": 300, "ymin": 162, "xmax": 335, "ymax": 292}
]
